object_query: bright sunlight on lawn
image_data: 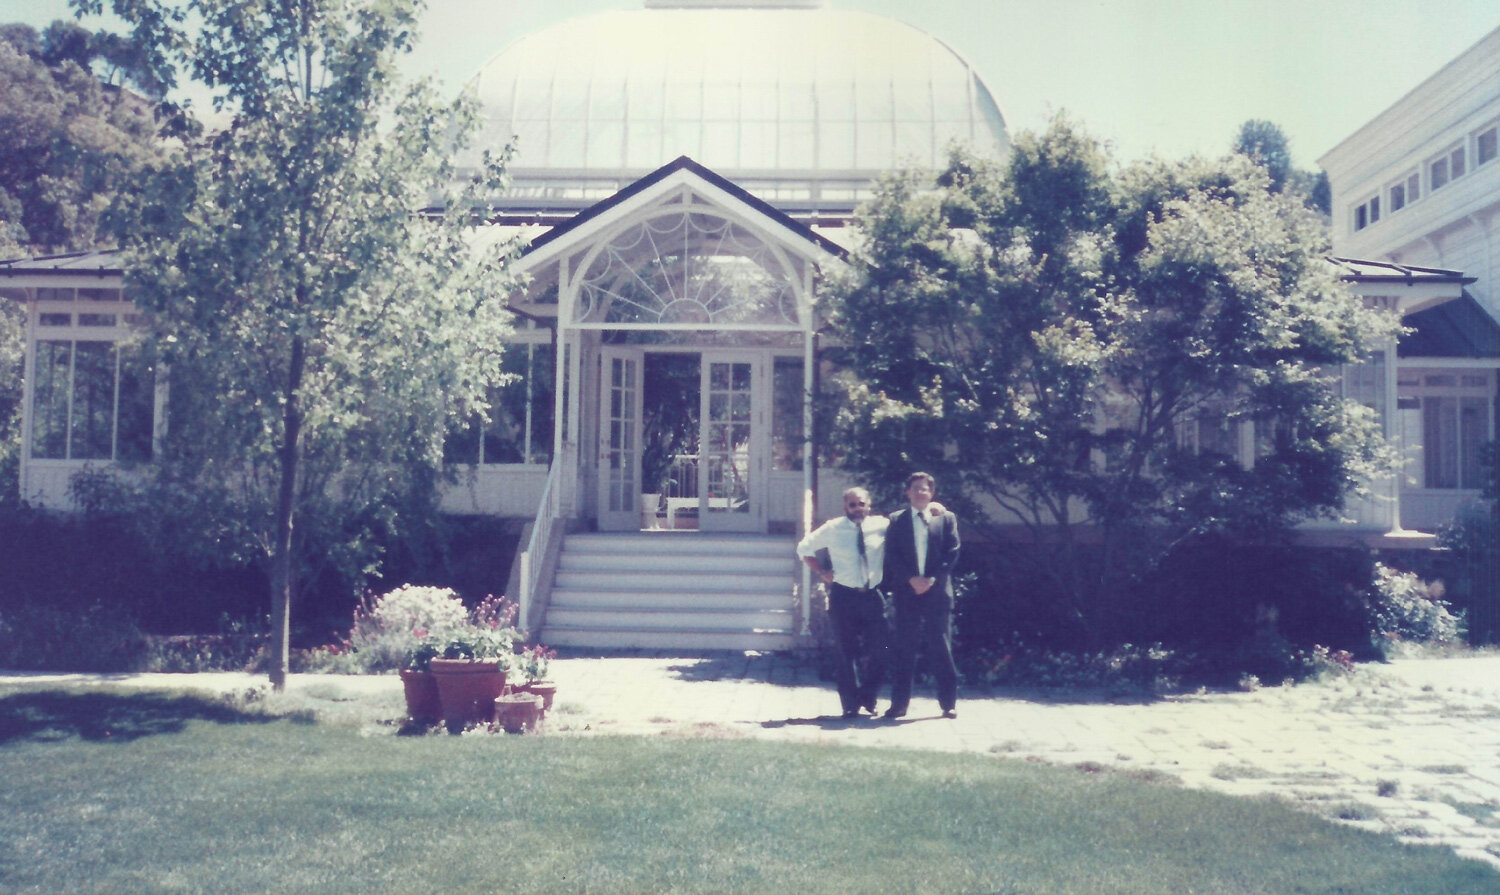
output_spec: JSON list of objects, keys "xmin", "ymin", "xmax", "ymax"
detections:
[{"xmin": 1, "ymin": 684, "xmax": 1496, "ymax": 894}]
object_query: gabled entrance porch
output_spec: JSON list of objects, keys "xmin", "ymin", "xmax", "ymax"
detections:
[{"xmin": 508, "ymin": 158, "xmax": 846, "ymax": 646}]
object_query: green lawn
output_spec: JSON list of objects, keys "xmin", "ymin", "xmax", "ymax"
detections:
[{"xmin": 1, "ymin": 684, "xmax": 1496, "ymax": 894}]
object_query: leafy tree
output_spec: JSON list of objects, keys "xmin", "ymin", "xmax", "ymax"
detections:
[
  {"xmin": 1232, "ymin": 118, "xmax": 1330, "ymax": 214},
  {"xmin": 0, "ymin": 22, "xmax": 163, "ymax": 253},
  {"xmin": 827, "ymin": 116, "xmax": 1400, "ymax": 645},
  {"xmin": 84, "ymin": 0, "xmax": 519, "ymax": 689},
  {"xmin": 1232, "ymin": 119, "xmax": 1292, "ymax": 191}
]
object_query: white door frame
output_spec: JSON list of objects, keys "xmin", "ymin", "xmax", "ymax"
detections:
[
  {"xmin": 596, "ymin": 345, "xmax": 645, "ymax": 531},
  {"xmin": 697, "ymin": 350, "xmax": 767, "ymax": 532}
]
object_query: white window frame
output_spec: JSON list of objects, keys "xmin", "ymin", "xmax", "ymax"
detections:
[
  {"xmin": 24, "ymin": 286, "xmax": 158, "ymax": 464},
  {"xmin": 1352, "ymin": 194, "xmax": 1380, "ymax": 232},
  {"xmin": 1395, "ymin": 367, "xmax": 1495, "ymax": 492},
  {"xmin": 443, "ymin": 322, "xmax": 556, "ymax": 469},
  {"xmin": 1428, "ymin": 142, "xmax": 1466, "ymax": 192},
  {"xmin": 1387, "ymin": 169, "xmax": 1419, "ymax": 213},
  {"xmin": 1474, "ymin": 121, "xmax": 1498, "ymax": 169}
]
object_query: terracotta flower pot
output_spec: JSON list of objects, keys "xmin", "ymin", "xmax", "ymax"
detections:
[
  {"xmin": 429, "ymin": 658, "xmax": 508, "ymax": 727},
  {"xmin": 493, "ymin": 692, "xmax": 544, "ymax": 734},
  {"xmin": 516, "ymin": 680, "xmax": 557, "ymax": 715},
  {"xmin": 398, "ymin": 669, "xmax": 442, "ymax": 722}
]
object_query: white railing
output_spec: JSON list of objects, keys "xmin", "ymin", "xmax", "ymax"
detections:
[{"xmin": 517, "ymin": 444, "xmax": 573, "ymax": 635}]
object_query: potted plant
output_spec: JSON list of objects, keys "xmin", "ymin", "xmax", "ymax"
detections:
[
  {"xmin": 492, "ymin": 691, "xmax": 544, "ymax": 733},
  {"xmin": 513, "ymin": 644, "xmax": 558, "ymax": 715},
  {"xmin": 398, "ymin": 635, "xmax": 444, "ymax": 723},
  {"xmin": 429, "ymin": 624, "xmax": 516, "ymax": 730}
]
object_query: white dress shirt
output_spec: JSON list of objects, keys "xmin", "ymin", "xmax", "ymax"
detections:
[
  {"xmin": 796, "ymin": 514, "xmax": 890, "ymax": 589},
  {"xmin": 910, "ymin": 504, "xmax": 930, "ymax": 576}
]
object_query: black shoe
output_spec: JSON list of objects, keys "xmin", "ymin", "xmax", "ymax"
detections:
[
  {"xmin": 841, "ymin": 709, "xmax": 860, "ymax": 720},
  {"xmin": 882, "ymin": 708, "xmax": 906, "ymax": 720},
  {"xmin": 941, "ymin": 709, "xmax": 957, "ymax": 720},
  {"xmin": 861, "ymin": 699, "xmax": 878, "ymax": 715}
]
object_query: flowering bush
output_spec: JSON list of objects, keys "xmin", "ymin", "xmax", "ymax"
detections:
[
  {"xmin": 344, "ymin": 585, "xmax": 469, "ymax": 672},
  {"xmin": 469, "ymin": 593, "xmax": 519, "ymax": 633},
  {"xmin": 1370, "ymin": 563, "xmax": 1461, "ymax": 646}
]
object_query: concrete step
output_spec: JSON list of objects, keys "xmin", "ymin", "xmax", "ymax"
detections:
[
  {"xmin": 549, "ymin": 589, "xmax": 790, "ymax": 611},
  {"xmin": 562, "ymin": 533, "xmax": 793, "ymax": 558},
  {"xmin": 557, "ymin": 552, "xmax": 791, "ymax": 574},
  {"xmin": 545, "ymin": 606, "xmax": 793, "ymax": 631},
  {"xmin": 539, "ymin": 626, "xmax": 796, "ymax": 651},
  {"xmin": 553, "ymin": 570, "xmax": 789, "ymax": 593}
]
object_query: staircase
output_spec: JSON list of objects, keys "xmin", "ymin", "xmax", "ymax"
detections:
[{"xmin": 538, "ymin": 533, "xmax": 798, "ymax": 650}]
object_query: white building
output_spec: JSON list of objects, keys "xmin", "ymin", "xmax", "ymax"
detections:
[
  {"xmin": 1320, "ymin": 24, "xmax": 1500, "ymax": 536},
  {"xmin": 5, "ymin": 3, "xmax": 1493, "ymax": 648}
]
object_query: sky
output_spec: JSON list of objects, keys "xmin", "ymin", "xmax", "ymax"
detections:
[{"xmin": 4, "ymin": 0, "xmax": 1499, "ymax": 168}]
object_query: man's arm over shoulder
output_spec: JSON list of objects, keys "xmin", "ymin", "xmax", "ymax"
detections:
[{"xmin": 796, "ymin": 517, "xmax": 836, "ymax": 558}]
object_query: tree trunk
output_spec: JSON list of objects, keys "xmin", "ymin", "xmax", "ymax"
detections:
[{"xmin": 268, "ymin": 337, "xmax": 306, "ymax": 691}]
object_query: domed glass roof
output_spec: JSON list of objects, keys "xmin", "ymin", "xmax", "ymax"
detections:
[{"xmin": 464, "ymin": 1, "xmax": 1009, "ymax": 214}]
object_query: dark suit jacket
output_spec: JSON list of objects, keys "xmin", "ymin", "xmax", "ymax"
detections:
[{"xmin": 882, "ymin": 506, "xmax": 961, "ymax": 600}]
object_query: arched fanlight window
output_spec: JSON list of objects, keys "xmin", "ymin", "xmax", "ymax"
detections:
[{"xmin": 574, "ymin": 210, "xmax": 799, "ymax": 328}]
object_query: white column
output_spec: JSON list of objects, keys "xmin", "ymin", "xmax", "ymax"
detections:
[
  {"xmin": 799, "ymin": 331, "xmax": 815, "ymax": 636},
  {"xmin": 1384, "ymin": 338, "xmax": 1403, "ymax": 533}
]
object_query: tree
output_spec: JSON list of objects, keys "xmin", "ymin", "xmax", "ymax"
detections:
[
  {"xmin": 0, "ymin": 22, "xmax": 163, "ymax": 254},
  {"xmin": 1232, "ymin": 119, "xmax": 1330, "ymax": 215},
  {"xmin": 85, "ymin": 0, "xmax": 519, "ymax": 689},
  {"xmin": 826, "ymin": 116, "xmax": 1400, "ymax": 645}
]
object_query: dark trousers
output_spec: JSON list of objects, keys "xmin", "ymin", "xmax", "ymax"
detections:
[
  {"xmin": 889, "ymin": 590, "xmax": 958, "ymax": 714},
  {"xmin": 828, "ymin": 583, "xmax": 890, "ymax": 714}
]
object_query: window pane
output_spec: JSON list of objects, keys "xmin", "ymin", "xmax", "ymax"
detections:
[
  {"xmin": 1369, "ymin": 196, "xmax": 1380, "ymax": 223},
  {"xmin": 1451, "ymin": 147, "xmax": 1466, "ymax": 178},
  {"xmin": 1431, "ymin": 157, "xmax": 1449, "ymax": 190},
  {"xmin": 443, "ymin": 416, "xmax": 481, "ymax": 464},
  {"xmin": 528, "ymin": 344, "xmax": 556, "ymax": 465},
  {"xmin": 1408, "ymin": 173, "xmax": 1421, "ymax": 202},
  {"xmin": 1355, "ymin": 205, "xmax": 1367, "ymax": 230},
  {"xmin": 1390, "ymin": 183, "xmax": 1405, "ymax": 211},
  {"xmin": 772, "ymin": 357, "xmax": 803, "ymax": 471},
  {"xmin": 1423, "ymin": 397, "xmax": 1457, "ymax": 489},
  {"xmin": 1479, "ymin": 128, "xmax": 1498, "ymax": 165},
  {"xmin": 70, "ymin": 341, "xmax": 116, "ymax": 460},
  {"xmin": 1459, "ymin": 398, "xmax": 1487, "ymax": 489},
  {"xmin": 115, "ymin": 343, "xmax": 155, "ymax": 462},
  {"xmin": 483, "ymin": 343, "xmax": 554, "ymax": 465},
  {"xmin": 31, "ymin": 340, "xmax": 71, "ymax": 458}
]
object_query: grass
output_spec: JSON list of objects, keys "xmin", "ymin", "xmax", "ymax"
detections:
[{"xmin": 1, "ymin": 685, "xmax": 1498, "ymax": 894}]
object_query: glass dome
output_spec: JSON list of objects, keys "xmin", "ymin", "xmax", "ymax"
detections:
[{"xmin": 464, "ymin": 1, "xmax": 1009, "ymax": 213}]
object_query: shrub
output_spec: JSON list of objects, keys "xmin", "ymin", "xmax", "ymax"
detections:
[
  {"xmin": 141, "ymin": 615, "xmax": 270, "ymax": 672},
  {"xmin": 0, "ymin": 603, "xmax": 146, "ymax": 672},
  {"xmin": 1369, "ymin": 563, "xmax": 1461, "ymax": 646},
  {"xmin": 958, "ymin": 640, "xmax": 1190, "ymax": 695}
]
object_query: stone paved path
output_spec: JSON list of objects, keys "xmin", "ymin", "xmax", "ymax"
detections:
[{"xmin": 7, "ymin": 652, "xmax": 1500, "ymax": 869}]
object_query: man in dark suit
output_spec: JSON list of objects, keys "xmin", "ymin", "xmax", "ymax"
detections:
[{"xmin": 882, "ymin": 471, "xmax": 961, "ymax": 720}]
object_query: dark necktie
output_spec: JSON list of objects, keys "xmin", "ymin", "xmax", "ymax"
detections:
[{"xmin": 856, "ymin": 519, "xmax": 871, "ymax": 589}]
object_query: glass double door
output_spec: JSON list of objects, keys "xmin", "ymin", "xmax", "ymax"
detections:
[{"xmin": 597, "ymin": 347, "xmax": 765, "ymax": 532}]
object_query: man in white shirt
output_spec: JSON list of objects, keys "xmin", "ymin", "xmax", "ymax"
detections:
[{"xmin": 797, "ymin": 487, "xmax": 890, "ymax": 719}]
